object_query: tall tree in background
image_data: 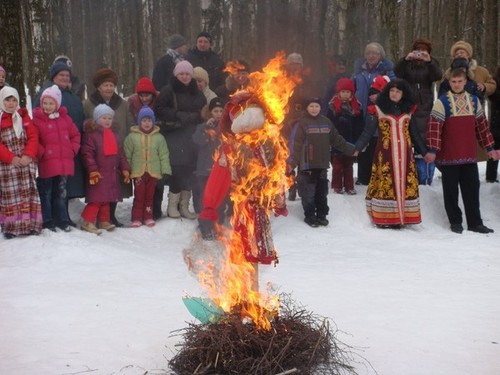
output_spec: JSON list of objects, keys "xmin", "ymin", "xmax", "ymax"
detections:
[{"xmin": 0, "ymin": 0, "xmax": 498, "ymax": 104}]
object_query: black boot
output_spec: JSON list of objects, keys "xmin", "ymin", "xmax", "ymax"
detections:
[{"xmin": 109, "ymin": 202, "xmax": 124, "ymax": 227}]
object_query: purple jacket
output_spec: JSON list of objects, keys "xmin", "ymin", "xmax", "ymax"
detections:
[
  {"xmin": 33, "ymin": 106, "xmax": 81, "ymax": 178},
  {"xmin": 80, "ymin": 124, "xmax": 130, "ymax": 203}
]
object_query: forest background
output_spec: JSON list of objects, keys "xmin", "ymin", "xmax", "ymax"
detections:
[{"xmin": 1, "ymin": 0, "xmax": 499, "ymax": 102}]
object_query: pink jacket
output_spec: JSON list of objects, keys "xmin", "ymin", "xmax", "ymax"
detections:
[{"xmin": 33, "ymin": 106, "xmax": 81, "ymax": 178}]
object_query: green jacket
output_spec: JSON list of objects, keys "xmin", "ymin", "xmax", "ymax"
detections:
[{"xmin": 124, "ymin": 125, "xmax": 171, "ymax": 179}]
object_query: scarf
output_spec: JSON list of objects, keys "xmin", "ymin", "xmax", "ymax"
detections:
[
  {"xmin": 102, "ymin": 127, "xmax": 118, "ymax": 156},
  {"xmin": 0, "ymin": 87, "xmax": 23, "ymax": 138}
]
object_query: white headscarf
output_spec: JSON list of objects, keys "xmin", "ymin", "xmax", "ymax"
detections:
[{"xmin": 0, "ymin": 86, "xmax": 23, "ymax": 138}]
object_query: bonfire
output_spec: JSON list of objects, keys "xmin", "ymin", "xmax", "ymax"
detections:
[{"xmin": 175, "ymin": 52, "xmax": 359, "ymax": 374}]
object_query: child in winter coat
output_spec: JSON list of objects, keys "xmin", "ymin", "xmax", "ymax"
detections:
[
  {"xmin": 0, "ymin": 87, "xmax": 43, "ymax": 239},
  {"xmin": 288, "ymin": 97, "xmax": 355, "ymax": 227},
  {"xmin": 192, "ymin": 97, "xmax": 225, "ymax": 215},
  {"xmin": 327, "ymin": 78, "xmax": 363, "ymax": 195},
  {"xmin": 80, "ymin": 104, "xmax": 130, "ymax": 235},
  {"xmin": 127, "ymin": 77, "xmax": 158, "ymax": 119},
  {"xmin": 33, "ymin": 85, "xmax": 81, "ymax": 232},
  {"xmin": 124, "ymin": 106, "xmax": 171, "ymax": 227}
]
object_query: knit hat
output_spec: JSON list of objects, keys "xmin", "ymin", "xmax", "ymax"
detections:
[
  {"xmin": 93, "ymin": 104, "xmax": 115, "ymax": 123},
  {"xmin": 49, "ymin": 61, "xmax": 71, "ymax": 81},
  {"xmin": 53, "ymin": 55, "xmax": 73, "ymax": 69},
  {"xmin": 93, "ymin": 68, "xmax": 118, "ymax": 88},
  {"xmin": 137, "ymin": 105, "xmax": 155, "ymax": 125},
  {"xmin": 370, "ymin": 75, "xmax": 391, "ymax": 93},
  {"xmin": 168, "ymin": 34, "xmax": 187, "ymax": 50},
  {"xmin": 209, "ymin": 97, "xmax": 224, "ymax": 111},
  {"xmin": 365, "ymin": 42, "xmax": 386, "ymax": 59},
  {"xmin": 305, "ymin": 97, "xmax": 322, "ymax": 107},
  {"xmin": 135, "ymin": 77, "xmax": 156, "ymax": 94},
  {"xmin": 450, "ymin": 40, "xmax": 473, "ymax": 58},
  {"xmin": 40, "ymin": 85, "xmax": 62, "ymax": 109},
  {"xmin": 173, "ymin": 60, "xmax": 194, "ymax": 77},
  {"xmin": 412, "ymin": 38, "xmax": 432, "ymax": 53},
  {"xmin": 335, "ymin": 78, "xmax": 355, "ymax": 94},
  {"xmin": 193, "ymin": 67, "xmax": 209, "ymax": 84},
  {"xmin": 197, "ymin": 31, "xmax": 212, "ymax": 43},
  {"xmin": 0, "ymin": 66, "xmax": 5, "ymax": 75},
  {"xmin": 287, "ymin": 53, "xmax": 303, "ymax": 66}
]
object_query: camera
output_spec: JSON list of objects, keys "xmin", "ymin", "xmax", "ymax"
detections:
[{"xmin": 414, "ymin": 51, "xmax": 423, "ymax": 58}]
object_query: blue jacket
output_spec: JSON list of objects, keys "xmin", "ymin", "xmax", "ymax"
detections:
[{"xmin": 352, "ymin": 58, "xmax": 396, "ymax": 114}]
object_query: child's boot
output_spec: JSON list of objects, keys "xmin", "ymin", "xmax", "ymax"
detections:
[
  {"xmin": 98, "ymin": 221, "xmax": 116, "ymax": 231},
  {"xmin": 81, "ymin": 220, "xmax": 103, "ymax": 235}
]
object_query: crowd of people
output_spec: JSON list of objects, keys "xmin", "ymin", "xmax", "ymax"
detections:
[{"xmin": 1, "ymin": 32, "xmax": 500, "ymax": 240}]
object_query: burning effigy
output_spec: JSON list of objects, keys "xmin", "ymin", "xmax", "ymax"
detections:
[{"xmin": 174, "ymin": 52, "xmax": 359, "ymax": 374}]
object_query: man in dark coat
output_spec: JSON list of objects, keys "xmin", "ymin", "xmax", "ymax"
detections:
[
  {"xmin": 186, "ymin": 31, "xmax": 225, "ymax": 91},
  {"xmin": 152, "ymin": 34, "xmax": 189, "ymax": 91}
]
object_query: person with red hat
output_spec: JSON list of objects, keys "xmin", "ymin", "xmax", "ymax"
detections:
[
  {"xmin": 327, "ymin": 78, "xmax": 363, "ymax": 195},
  {"xmin": 127, "ymin": 77, "xmax": 159, "ymax": 119}
]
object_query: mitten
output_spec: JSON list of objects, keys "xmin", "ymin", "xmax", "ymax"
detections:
[
  {"xmin": 89, "ymin": 171, "xmax": 101, "ymax": 185},
  {"xmin": 122, "ymin": 170, "xmax": 131, "ymax": 184}
]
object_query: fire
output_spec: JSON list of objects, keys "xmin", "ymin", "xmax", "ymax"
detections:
[{"xmin": 194, "ymin": 51, "xmax": 300, "ymax": 330}]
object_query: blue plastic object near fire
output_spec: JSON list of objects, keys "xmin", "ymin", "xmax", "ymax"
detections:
[{"xmin": 182, "ymin": 296, "xmax": 224, "ymax": 324}]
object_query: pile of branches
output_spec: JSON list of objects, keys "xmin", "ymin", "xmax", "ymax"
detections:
[{"xmin": 169, "ymin": 295, "xmax": 359, "ymax": 375}]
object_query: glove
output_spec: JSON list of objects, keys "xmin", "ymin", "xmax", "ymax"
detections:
[
  {"xmin": 122, "ymin": 170, "xmax": 131, "ymax": 184},
  {"xmin": 89, "ymin": 171, "xmax": 101, "ymax": 185}
]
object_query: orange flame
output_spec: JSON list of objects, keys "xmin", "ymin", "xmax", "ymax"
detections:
[{"xmin": 196, "ymin": 51, "xmax": 300, "ymax": 330}]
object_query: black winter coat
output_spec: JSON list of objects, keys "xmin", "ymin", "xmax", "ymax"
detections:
[
  {"xmin": 186, "ymin": 48, "xmax": 225, "ymax": 90},
  {"xmin": 154, "ymin": 78, "xmax": 207, "ymax": 167},
  {"xmin": 489, "ymin": 77, "xmax": 500, "ymax": 141}
]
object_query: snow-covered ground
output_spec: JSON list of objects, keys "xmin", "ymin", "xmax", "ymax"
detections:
[{"xmin": 1, "ymin": 164, "xmax": 500, "ymax": 375}]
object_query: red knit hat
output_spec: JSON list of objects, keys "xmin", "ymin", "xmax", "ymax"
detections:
[
  {"xmin": 335, "ymin": 78, "xmax": 355, "ymax": 94},
  {"xmin": 135, "ymin": 77, "xmax": 156, "ymax": 94}
]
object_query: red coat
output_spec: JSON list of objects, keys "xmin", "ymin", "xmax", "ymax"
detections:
[
  {"xmin": 80, "ymin": 124, "xmax": 130, "ymax": 203},
  {"xmin": 33, "ymin": 106, "xmax": 81, "ymax": 178},
  {"xmin": 0, "ymin": 109, "xmax": 38, "ymax": 163}
]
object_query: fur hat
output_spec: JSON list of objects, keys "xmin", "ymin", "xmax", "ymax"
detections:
[
  {"xmin": 377, "ymin": 78, "xmax": 415, "ymax": 114},
  {"xmin": 137, "ymin": 105, "xmax": 155, "ymax": 125},
  {"xmin": 93, "ymin": 104, "xmax": 115, "ymax": 123},
  {"xmin": 40, "ymin": 85, "xmax": 62, "ymax": 109},
  {"xmin": 412, "ymin": 38, "xmax": 432, "ymax": 53},
  {"xmin": 209, "ymin": 97, "xmax": 224, "ymax": 111},
  {"xmin": 93, "ymin": 68, "xmax": 117, "ymax": 88},
  {"xmin": 173, "ymin": 61, "xmax": 194, "ymax": 77},
  {"xmin": 193, "ymin": 67, "xmax": 209, "ymax": 84},
  {"xmin": 197, "ymin": 31, "xmax": 212, "ymax": 43},
  {"xmin": 450, "ymin": 40, "xmax": 473, "ymax": 58},
  {"xmin": 50, "ymin": 62, "xmax": 71, "ymax": 81},
  {"xmin": 287, "ymin": 53, "xmax": 303, "ymax": 66},
  {"xmin": 335, "ymin": 78, "xmax": 355, "ymax": 94},
  {"xmin": 168, "ymin": 34, "xmax": 187, "ymax": 50},
  {"xmin": 135, "ymin": 77, "xmax": 156, "ymax": 94}
]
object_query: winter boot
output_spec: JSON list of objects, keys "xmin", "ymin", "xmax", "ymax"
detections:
[
  {"xmin": 98, "ymin": 221, "xmax": 116, "ymax": 231},
  {"xmin": 109, "ymin": 202, "xmax": 124, "ymax": 227},
  {"xmin": 81, "ymin": 220, "xmax": 103, "ymax": 235},
  {"xmin": 167, "ymin": 192, "xmax": 181, "ymax": 218},
  {"xmin": 179, "ymin": 190, "xmax": 197, "ymax": 220}
]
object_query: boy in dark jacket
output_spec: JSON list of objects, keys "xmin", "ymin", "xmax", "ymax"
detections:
[{"xmin": 288, "ymin": 98, "xmax": 355, "ymax": 227}]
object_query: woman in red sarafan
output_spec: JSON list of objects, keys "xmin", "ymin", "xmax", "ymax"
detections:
[
  {"xmin": 354, "ymin": 79, "xmax": 430, "ymax": 228},
  {"xmin": 0, "ymin": 87, "xmax": 43, "ymax": 239}
]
